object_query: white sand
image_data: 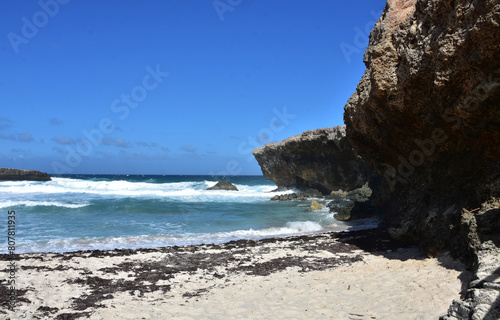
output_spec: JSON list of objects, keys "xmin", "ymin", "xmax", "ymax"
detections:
[
  {"xmin": 94, "ymin": 249, "xmax": 464, "ymax": 320},
  {"xmin": 1, "ymin": 232, "xmax": 470, "ymax": 320}
]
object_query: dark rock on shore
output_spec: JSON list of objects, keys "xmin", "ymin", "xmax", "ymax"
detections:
[
  {"xmin": 270, "ymin": 188, "xmax": 323, "ymax": 201},
  {"xmin": 441, "ymin": 203, "xmax": 500, "ymax": 320},
  {"xmin": 0, "ymin": 168, "xmax": 51, "ymax": 181},
  {"xmin": 327, "ymin": 183, "xmax": 375, "ymax": 221},
  {"xmin": 442, "ymin": 243, "xmax": 500, "ymax": 320},
  {"xmin": 252, "ymin": 126, "xmax": 369, "ymax": 194},
  {"xmin": 326, "ymin": 180, "xmax": 382, "ymax": 221},
  {"xmin": 206, "ymin": 180, "xmax": 239, "ymax": 191}
]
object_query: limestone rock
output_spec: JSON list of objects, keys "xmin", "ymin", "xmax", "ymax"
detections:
[
  {"xmin": 331, "ymin": 202, "xmax": 354, "ymax": 221},
  {"xmin": 328, "ymin": 189, "xmax": 346, "ymax": 199},
  {"xmin": 327, "ymin": 182, "xmax": 380, "ymax": 221},
  {"xmin": 0, "ymin": 168, "xmax": 51, "ymax": 181},
  {"xmin": 252, "ymin": 126, "xmax": 369, "ymax": 194},
  {"xmin": 344, "ymin": 0, "xmax": 500, "ymax": 262},
  {"xmin": 270, "ymin": 193, "xmax": 297, "ymax": 201},
  {"xmin": 206, "ymin": 181, "xmax": 239, "ymax": 191},
  {"xmin": 309, "ymin": 200, "xmax": 323, "ymax": 211},
  {"xmin": 441, "ymin": 240, "xmax": 500, "ymax": 320}
]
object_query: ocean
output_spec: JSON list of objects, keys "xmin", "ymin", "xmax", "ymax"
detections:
[{"xmin": 0, "ymin": 175, "xmax": 378, "ymax": 254}]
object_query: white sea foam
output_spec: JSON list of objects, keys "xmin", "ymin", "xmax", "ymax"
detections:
[
  {"xmin": 12, "ymin": 218, "xmax": 384, "ymax": 254},
  {"xmin": 12, "ymin": 220, "xmax": 326, "ymax": 253},
  {"xmin": 188, "ymin": 220, "xmax": 325, "ymax": 244},
  {"xmin": 0, "ymin": 178, "xmax": 286, "ymax": 203},
  {"xmin": 0, "ymin": 200, "xmax": 89, "ymax": 209},
  {"xmin": 0, "ymin": 176, "xmax": 380, "ymax": 254}
]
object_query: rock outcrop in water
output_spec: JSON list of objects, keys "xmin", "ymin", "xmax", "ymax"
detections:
[
  {"xmin": 252, "ymin": 126, "xmax": 369, "ymax": 194},
  {"xmin": 206, "ymin": 180, "xmax": 239, "ymax": 191},
  {"xmin": 343, "ymin": 0, "xmax": 500, "ymax": 318},
  {"xmin": 0, "ymin": 168, "xmax": 51, "ymax": 181},
  {"xmin": 270, "ymin": 188, "xmax": 324, "ymax": 201}
]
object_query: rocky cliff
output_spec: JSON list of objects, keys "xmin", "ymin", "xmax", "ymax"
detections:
[
  {"xmin": 252, "ymin": 126, "xmax": 368, "ymax": 194},
  {"xmin": 345, "ymin": 0, "xmax": 500, "ymax": 262},
  {"xmin": 344, "ymin": 0, "xmax": 499, "ymax": 318},
  {"xmin": 252, "ymin": 0, "xmax": 499, "ymax": 317},
  {"xmin": 0, "ymin": 168, "xmax": 51, "ymax": 181}
]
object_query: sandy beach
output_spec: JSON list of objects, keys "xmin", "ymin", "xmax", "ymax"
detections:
[{"xmin": 1, "ymin": 229, "xmax": 471, "ymax": 320}]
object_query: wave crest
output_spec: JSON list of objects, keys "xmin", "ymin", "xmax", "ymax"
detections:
[
  {"xmin": 0, "ymin": 200, "xmax": 89, "ymax": 209},
  {"xmin": 0, "ymin": 177, "xmax": 284, "ymax": 202}
]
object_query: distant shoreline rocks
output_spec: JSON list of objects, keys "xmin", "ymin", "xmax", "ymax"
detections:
[
  {"xmin": 270, "ymin": 188, "xmax": 323, "ymax": 201},
  {"xmin": 0, "ymin": 168, "xmax": 51, "ymax": 181},
  {"xmin": 206, "ymin": 180, "xmax": 239, "ymax": 191},
  {"xmin": 270, "ymin": 183, "xmax": 381, "ymax": 221}
]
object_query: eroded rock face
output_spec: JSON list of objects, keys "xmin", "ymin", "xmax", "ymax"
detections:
[
  {"xmin": 0, "ymin": 168, "xmax": 51, "ymax": 181},
  {"xmin": 344, "ymin": 2, "xmax": 500, "ymax": 316},
  {"xmin": 252, "ymin": 126, "xmax": 369, "ymax": 194},
  {"xmin": 344, "ymin": 0, "xmax": 500, "ymax": 263}
]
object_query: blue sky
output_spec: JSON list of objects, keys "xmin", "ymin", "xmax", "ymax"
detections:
[{"xmin": 0, "ymin": 0, "xmax": 385, "ymax": 175}]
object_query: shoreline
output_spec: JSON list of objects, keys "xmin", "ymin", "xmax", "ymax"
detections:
[
  {"xmin": 2, "ymin": 218, "xmax": 382, "ymax": 256},
  {"xmin": 0, "ymin": 228, "xmax": 472, "ymax": 319}
]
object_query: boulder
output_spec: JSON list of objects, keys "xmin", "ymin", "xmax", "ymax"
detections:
[
  {"xmin": 206, "ymin": 181, "xmax": 239, "ymax": 191},
  {"xmin": 329, "ymin": 199, "xmax": 354, "ymax": 221},
  {"xmin": 271, "ymin": 193, "xmax": 297, "ymax": 201},
  {"xmin": 270, "ymin": 188, "xmax": 324, "ymax": 201},
  {"xmin": 252, "ymin": 126, "xmax": 369, "ymax": 194},
  {"xmin": 328, "ymin": 189, "xmax": 346, "ymax": 199},
  {"xmin": 309, "ymin": 200, "xmax": 323, "ymax": 211},
  {"xmin": 327, "ymin": 182, "xmax": 379, "ymax": 221},
  {"xmin": 0, "ymin": 168, "xmax": 51, "ymax": 181}
]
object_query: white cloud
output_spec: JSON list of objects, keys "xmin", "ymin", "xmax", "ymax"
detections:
[
  {"xmin": 52, "ymin": 136, "xmax": 76, "ymax": 145},
  {"xmin": 180, "ymin": 145, "xmax": 197, "ymax": 154},
  {"xmin": 49, "ymin": 118, "xmax": 63, "ymax": 126},
  {"xmin": 0, "ymin": 132, "xmax": 34, "ymax": 142},
  {"xmin": 102, "ymin": 137, "xmax": 132, "ymax": 148}
]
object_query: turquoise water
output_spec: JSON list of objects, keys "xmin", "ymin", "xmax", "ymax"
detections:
[{"xmin": 0, "ymin": 175, "xmax": 376, "ymax": 253}]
